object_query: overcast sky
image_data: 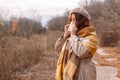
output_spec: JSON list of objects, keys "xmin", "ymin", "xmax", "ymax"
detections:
[
  {"xmin": 0, "ymin": 0, "xmax": 83, "ymax": 17},
  {"xmin": 0, "ymin": 0, "xmax": 103, "ymax": 25}
]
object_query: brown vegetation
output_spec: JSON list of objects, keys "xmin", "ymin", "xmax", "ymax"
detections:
[
  {"xmin": 84, "ymin": 0, "xmax": 120, "ymax": 46},
  {"xmin": 0, "ymin": 34, "xmax": 47, "ymax": 80},
  {"xmin": 0, "ymin": 29, "xmax": 63, "ymax": 80}
]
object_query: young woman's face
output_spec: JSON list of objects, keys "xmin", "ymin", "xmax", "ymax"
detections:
[
  {"xmin": 69, "ymin": 13, "xmax": 90, "ymax": 30},
  {"xmin": 71, "ymin": 14, "xmax": 77, "ymax": 26}
]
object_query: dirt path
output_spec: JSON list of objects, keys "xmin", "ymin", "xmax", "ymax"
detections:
[
  {"xmin": 95, "ymin": 49, "xmax": 120, "ymax": 80},
  {"xmin": 96, "ymin": 66, "xmax": 120, "ymax": 80}
]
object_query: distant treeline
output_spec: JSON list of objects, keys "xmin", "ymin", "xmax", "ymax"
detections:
[{"xmin": 0, "ymin": 16, "xmax": 46, "ymax": 39}]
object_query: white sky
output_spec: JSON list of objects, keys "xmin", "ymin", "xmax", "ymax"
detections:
[
  {"xmin": 0, "ymin": 0, "xmax": 83, "ymax": 17},
  {"xmin": 0, "ymin": 0, "xmax": 103, "ymax": 26}
]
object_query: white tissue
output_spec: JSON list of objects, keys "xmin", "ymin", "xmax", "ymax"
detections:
[{"xmin": 68, "ymin": 21, "xmax": 74, "ymax": 32}]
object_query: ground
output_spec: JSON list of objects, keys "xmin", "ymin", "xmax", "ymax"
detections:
[
  {"xmin": 13, "ymin": 47, "xmax": 120, "ymax": 80},
  {"xmin": 96, "ymin": 66, "xmax": 119, "ymax": 80},
  {"xmin": 94, "ymin": 47, "xmax": 120, "ymax": 80}
]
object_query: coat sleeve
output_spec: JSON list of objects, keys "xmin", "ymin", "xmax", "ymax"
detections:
[
  {"xmin": 55, "ymin": 36, "xmax": 67, "ymax": 54},
  {"xmin": 69, "ymin": 35, "xmax": 97, "ymax": 59}
]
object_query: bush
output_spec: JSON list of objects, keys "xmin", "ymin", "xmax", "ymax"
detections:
[
  {"xmin": 100, "ymin": 31, "xmax": 119, "ymax": 46},
  {"xmin": 82, "ymin": 0, "xmax": 120, "ymax": 46}
]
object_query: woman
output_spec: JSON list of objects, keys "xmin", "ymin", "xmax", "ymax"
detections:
[{"xmin": 55, "ymin": 8, "xmax": 98, "ymax": 80}]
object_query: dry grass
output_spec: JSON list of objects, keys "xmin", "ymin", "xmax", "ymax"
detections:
[
  {"xmin": 0, "ymin": 34, "xmax": 46, "ymax": 80},
  {"xmin": 0, "ymin": 30, "xmax": 63, "ymax": 80},
  {"xmin": 10, "ymin": 30, "xmax": 63, "ymax": 80}
]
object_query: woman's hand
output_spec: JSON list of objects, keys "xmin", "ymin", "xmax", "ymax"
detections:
[{"xmin": 64, "ymin": 24, "xmax": 70, "ymax": 38}]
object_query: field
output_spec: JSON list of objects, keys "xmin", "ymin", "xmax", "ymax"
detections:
[{"xmin": 0, "ymin": 30, "xmax": 120, "ymax": 80}]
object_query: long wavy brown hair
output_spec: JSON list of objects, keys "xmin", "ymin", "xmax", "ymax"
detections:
[{"xmin": 67, "ymin": 13, "xmax": 90, "ymax": 31}]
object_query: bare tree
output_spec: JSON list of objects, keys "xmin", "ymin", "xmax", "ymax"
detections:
[{"xmin": 80, "ymin": 0, "xmax": 120, "ymax": 46}]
